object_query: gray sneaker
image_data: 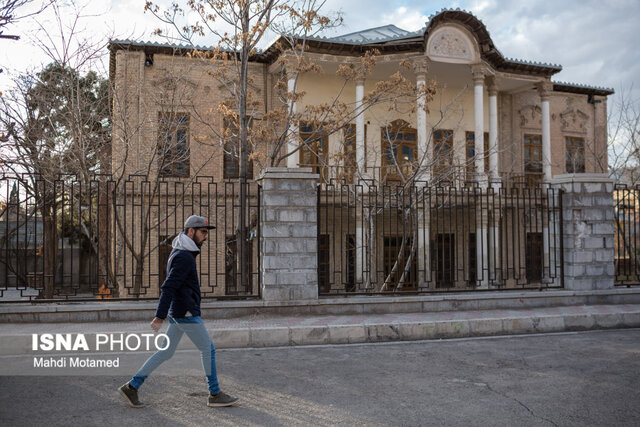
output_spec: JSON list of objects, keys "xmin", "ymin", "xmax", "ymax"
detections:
[
  {"xmin": 118, "ymin": 382, "xmax": 145, "ymax": 408},
  {"xmin": 207, "ymin": 391, "xmax": 239, "ymax": 407}
]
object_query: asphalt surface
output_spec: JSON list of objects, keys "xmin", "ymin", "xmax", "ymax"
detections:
[{"xmin": 1, "ymin": 329, "xmax": 639, "ymax": 427}]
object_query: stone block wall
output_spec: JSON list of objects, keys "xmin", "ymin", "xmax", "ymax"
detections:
[
  {"xmin": 258, "ymin": 168, "xmax": 319, "ymax": 301},
  {"xmin": 551, "ymin": 174, "xmax": 615, "ymax": 290}
]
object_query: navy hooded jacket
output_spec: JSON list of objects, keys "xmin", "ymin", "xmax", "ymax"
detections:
[{"xmin": 154, "ymin": 232, "xmax": 202, "ymax": 319}]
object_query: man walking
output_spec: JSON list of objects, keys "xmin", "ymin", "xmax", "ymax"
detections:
[{"xmin": 119, "ymin": 215, "xmax": 238, "ymax": 408}]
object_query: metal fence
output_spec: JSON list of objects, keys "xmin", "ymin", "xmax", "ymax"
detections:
[
  {"xmin": 614, "ymin": 184, "xmax": 640, "ymax": 286},
  {"xmin": 0, "ymin": 174, "xmax": 260, "ymax": 302},
  {"xmin": 318, "ymin": 179, "xmax": 564, "ymax": 295}
]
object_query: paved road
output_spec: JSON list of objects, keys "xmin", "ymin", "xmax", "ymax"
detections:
[{"xmin": 1, "ymin": 329, "xmax": 639, "ymax": 426}]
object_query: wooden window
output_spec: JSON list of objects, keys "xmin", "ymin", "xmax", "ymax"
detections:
[
  {"xmin": 523, "ymin": 133, "xmax": 543, "ymax": 187},
  {"xmin": 300, "ymin": 123, "xmax": 328, "ymax": 181},
  {"xmin": 565, "ymin": 136, "xmax": 585, "ymax": 173},
  {"xmin": 433, "ymin": 129, "xmax": 454, "ymax": 179},
  {"xmin": 381, "ymin": 119, "xmax": 417, "ymax": 182},
  {"xmin": 223, "ymin": 118, "xmax": 254, "ymax": 179},
  {"xmin": 343, "ymin": 124, "xmax": 366, "ymax": 183},
  {"xmin": 524, "ymin": 134, "xmax": 542, "ymax": 173},
  {"xmin": 158, "ymin": 113, "xmax": 190, "ymax": 177},
  {"xmin": 465, "ymin": 131, "xmax": 489, "ymax": 176}
]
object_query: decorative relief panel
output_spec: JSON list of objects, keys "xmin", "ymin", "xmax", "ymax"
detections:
[
  {"xmin": 518, "ymin": 105, "xmax": 542, "ymax": 128},
  {"xmin": 560, "ymin": 108, "xmax": 589, "ymax": 133},
  {"xmin": 427, "ymin": 26, "xmax": 477, "ymax": 63}
]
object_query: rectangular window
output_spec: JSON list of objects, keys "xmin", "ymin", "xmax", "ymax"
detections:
[
  {"xmin": 158, "ymin": 113, "xmax": 190, "ymax": 177},
  {"xmin": 465, "ymin": 131, "xmax": 489, "ymax": 176},
  {"xmin": 300, "ymin": 123, "xmax": 328, "ymax": 182},
  {"xmin": 343, "ymin": 124, "xmax": 366, "ymax": 183},
  {"xmin": 223, "ymin": 118, "xmax": 254, "ymax": 179},
  {"xmin": 523, "ymin": 134, "xmax": 543, "ymax": 187},
  {"xmin": 433, "ymin": 129, "xmax": 454, "ymax": 179},
  {"xmin": 565, "ymin": 136, "xmax": 585, "ymax": 173},
  {"xmin": 381, "ymin": 120, "xmax": 417, "ymax": 182},
  {"xmin": 523, "ymin": 134, "xmax": 542, "ymax": 173}
]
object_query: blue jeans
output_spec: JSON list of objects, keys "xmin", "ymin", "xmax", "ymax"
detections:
[{"xmin": 129, "ymin": 316, "xmax": 220, "ymax": 395}]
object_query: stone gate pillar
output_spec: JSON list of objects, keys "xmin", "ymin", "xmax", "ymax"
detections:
[
  {"xmin": 258, "ymin": 168, "xmax": 319, "ymax": 301},
  {"xmin": 551, "ymin": 174, "xmax": 615, "ymax": 290}
]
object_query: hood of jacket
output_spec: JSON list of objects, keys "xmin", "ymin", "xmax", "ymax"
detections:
[{"xmin": 171, "ymin": 231, "xmax": 200, "ymax": 253}]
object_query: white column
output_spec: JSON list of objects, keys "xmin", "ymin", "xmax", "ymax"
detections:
[
  {"xmin": 412, "ymin": 58, "xmax": 430, "ymax": 286},
  {"xmin": 355, "ymin": 78, "xmax": 366, "ymax": 176},
  {"xmin": 537, "ymin": 82, "xmax": 553, "ymax": 282},
  {"xmin": 472, "ymin": 66, "xmax": 489, "ymax": 288},
  {"xmin": 413, "ymin": 58, "xmax": 430, "ymax": 182},
  {"xmin": 538, "ymin": 82, "xmax": 552, "ymax": 182},
  {"xmin": 354, "ymin": 79, "xmax": 367, "ymax": 283},
  {"xmin": 488, "ymin": 77, "xmax": 499, "ymax": 183},
  {"xmin": 476, "ymin": 213, "xmax": 489, "ymax": 289},
  {"xmin": 472, "ymin": 66, "xmax": 486, "ymax": 185},
  {"xmin": 287, "ymin": 71, "xmax": 298, "ymax": 168}
]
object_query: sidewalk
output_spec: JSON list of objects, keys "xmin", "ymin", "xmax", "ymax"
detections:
[{"xmin": 2, "ymin": 303, "xmax": 639, "ymax": 355}]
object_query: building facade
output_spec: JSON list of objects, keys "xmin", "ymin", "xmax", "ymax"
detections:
[{"xmin": 108, "ymin": 9, "xmax": 614, "ymax": 296}]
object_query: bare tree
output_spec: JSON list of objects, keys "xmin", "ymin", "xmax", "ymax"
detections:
[
  {"xmin": 0, "ymin": 1, "xmax": 110, "ymax": 298},
  {"xmin": 0, "ymin": 0, "xmax": 51, "ymax": 41}
]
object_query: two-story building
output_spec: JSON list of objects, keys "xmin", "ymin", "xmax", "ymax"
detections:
[{"xmin": 108, "ymin": 9, "xmax": 613, "ymax": 297}]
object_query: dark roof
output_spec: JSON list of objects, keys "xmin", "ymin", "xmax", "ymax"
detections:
[{"xmin": 553, "ymin": 81, "xmax": 614, "ymax": 96}]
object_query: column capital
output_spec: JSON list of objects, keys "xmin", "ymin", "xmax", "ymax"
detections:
[
  {"xmin": 470, "ymin": 64, "xmax": 489, "ymax": 85},
  {"xmin": 486, "ymin": 75, "xmax": 498, "ymax": 96},
  {"xmin": 355, "ymin": 77, "xmax": 366, "ymax": 86},
  {"xmin": 411, "ymin": 57, "xmax": 429, "ymax": 79},
  {"xmin": 536, "ymin": 81, "xmax": 554, "ymax": 100}
]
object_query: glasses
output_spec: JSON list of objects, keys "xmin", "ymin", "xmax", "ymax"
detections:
[{"xmin": 196, "ymin": 229, "xmax": 209, "ymax": 235}]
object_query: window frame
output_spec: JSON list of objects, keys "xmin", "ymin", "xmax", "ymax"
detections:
[
  {"xmin": 158, "ymin": 112, "xmax": 190, "ymax": 178},
  {"xmin": 381, "ymin": 119, "xmax": 417, "ymax": 182},
  {"xmin": 433, "ymin": 129, "xmax": 454, "ymax": 179},
  {"xmin": 299, "ymin": 123, "xmax": 329, "ymax": 181},
  {"xmin": 565, "ymin": 136, "xmax": 585, "ymax": 173},
  {"xmin": 465, "ymin": 131, "xmax": 489, "ymax": 175},
  {"xmin": 223, "ymin": 117, "xmax": 255, "ymax": 180}
]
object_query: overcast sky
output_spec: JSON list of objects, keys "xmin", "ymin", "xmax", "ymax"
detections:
[{"xmin": 1, "ymin": 0, "xmax": 639, "ymax": 106}]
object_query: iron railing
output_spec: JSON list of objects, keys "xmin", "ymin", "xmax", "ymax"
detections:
[
  {"xmin": 318, "ymin": 179, "xmax": 563, "ymax": 295},
  {"xmin": 0, "ymin": 174, "xmax": 260, "ymax": 302},
  {"xmin": 614, "ymin": 184, "xmax": 640, "ymax": 285}
]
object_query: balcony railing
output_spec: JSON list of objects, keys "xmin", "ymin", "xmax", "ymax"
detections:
[{"xmin": 301, "ymin": 164, "xmax": 546, "ymax": 190}]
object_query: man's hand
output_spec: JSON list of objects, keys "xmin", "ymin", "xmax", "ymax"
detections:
[{"xmin": 150, "ymin": 317, "xmax": 163, "ymax": 332}]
